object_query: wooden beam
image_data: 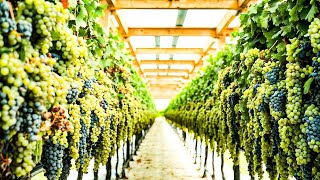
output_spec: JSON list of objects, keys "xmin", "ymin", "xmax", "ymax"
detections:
[
  {"xmin": 150, "ymin": 84, "xmax": 181, "ymax": 91},
  {"xmin": 112, "ymin": 0, "xmax": 240, "ymax": 10},
  {"xmin": 189, "ymin": 38, "xmax": 219, "ymax": 76},
  {"xmin": 148, "ymin": 80, "xmax": 183, "ymax": 84},
  {"xmin": 100, "ymin": 2, "xmax": 111, "ymax": 35},
  {"xmin": 136, "ymin": 48, "xmax": 204, "ymax": 54},
  {"xmin": 128, "ymin": 27, "xmax": 235, "ymax": 37},
  {"xmin": 143, "ymin": 69, "xmax": 190, "ymax": 74},
  {"xmin": 216, "ymin": 10, "xmax": 237, "ymax": 35},
  {"xmin": 145, "ymin": 75, "xmax": 188, "ymax": 79},
  {"xmin": 140, "ymin": 60, "xmax": 195, "ymax": 65},
  {"xmin": 216, "ymin": 0, "xmax": 252, "ymax": 35}
]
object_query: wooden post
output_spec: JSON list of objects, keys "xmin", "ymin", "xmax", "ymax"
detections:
[
  {"xmin": 199, "ymin": 140, "xmax": 202, "ymax": 169},
  {"xmin": 77, "ymin": 168, "xmax": 83, "ymax": 180},
  {"xmin": 221, "ymin": 154, "xmax": 226, "ymax": 180},
  {"xmin": 194, "ymin": 139, "xmax": 198, "ymax": 164},
  {"xmin": 116, "ymin": 145, "xmax": 120, "ymax": 178},
  {"xmin": 106, "ymin": 156, "xmax": 112, "ymax": 180},
  {"xmin": 212, "ymin": 151, "xmax": 215, "ymax": 179},
  {"xmin": 94, "ymin": 171, "xmax": 99, "ymax": 180},
  {"xmin": 202, "ymin": 145, "xmax": 209, "ymax": 178}
]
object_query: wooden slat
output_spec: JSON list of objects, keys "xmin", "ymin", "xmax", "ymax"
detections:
[
  {"xmin": 216, "ymin": 0, "xmax": 252, "ymax": 35},
  {"xmin": 112, "ymin": 0, "xmax": 240, "ymax": 10},
  {"xmin": 136, "ymin": 48, "xmax": 204, "ymax": 54},
  {"xmin": 189, "ymin": 39, "xmax": 216, "ymax": 76},
  {"xmin": 140, "ymin": 60, "xmax": 195, "ymax": 65},
  {"xmin": 143, "ymin": 68, "xmax": 190, "ymax": 74},
  {"xmin": 145, "ymin": 75, "xmax": 188, "ymax": 79},
  {"xmin": 148, "ymin": 80, "xmax": 183, "ymax": 84},
  {"xmin": 128, "ymin": 27, "xmax": 235, "ymax": 37},
  {"xmin": 216, "ymin": 10, "xmax": 238, "ymax": 35}
]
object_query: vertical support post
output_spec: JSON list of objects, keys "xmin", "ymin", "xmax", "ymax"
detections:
[
  {"xmin": 221, "ymin": 154, "xmax": 225, "ymax": 180},
  {"xmin": 202, "ymin": 145, "xmax": 209, "ymax": 178},
  {"xmin": 106, "ymin": 156, "xmax": 112, "ymax": 180}
]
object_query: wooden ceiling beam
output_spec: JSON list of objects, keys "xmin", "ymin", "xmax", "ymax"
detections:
[
  {"xmin": 143, "ymin": 68, "xmax": 190, "ymax": 74},
  {"xmin": 112, "ymin": 0, "xmax": 240, "ymax": 10},
  {"xmin": 128, "ymin": 28, "xmax": 235, "ymax": 37},
  {"xmin": 104, "ymin": 0, "xmax": 144, "ymax": 77},
  {"xmin": 216, "ymin": 0, "xmax": 252, "ymax": 35},
  {"xmin": 145, "ymin": 75, "xmax": 188, "ymax": 79},
  {"xmin": 148, "ymin": 80, "xmax": 183, "ymax": 84},
  {"xmin": 216, "ymin": 10, "xmax": 238, "ymax": 35},
  {"xmin": 140, "ymin": 60, "xmax": 195, "ymax": 65},
  {"xmin": 136, "ymin": 48, "xmax": 204, "ymax": 54}
]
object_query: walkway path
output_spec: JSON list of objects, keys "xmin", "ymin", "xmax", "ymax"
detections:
[{"xmin": 125, "ymin": 118, "xmax": 209, "ymax": 180}]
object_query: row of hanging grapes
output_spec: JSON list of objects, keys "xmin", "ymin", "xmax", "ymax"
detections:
[
  {"xmin": 0, "ymin": 0, "xmax": 156, "ymax": 179},
  {"xmin": 165, "ymin": 0, "xmax": 320, "ymax": 179}
]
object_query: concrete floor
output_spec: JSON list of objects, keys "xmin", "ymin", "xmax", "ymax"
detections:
[{"xmin": 124, "ymin": 118, "xmax": 210, "ymax": 180}]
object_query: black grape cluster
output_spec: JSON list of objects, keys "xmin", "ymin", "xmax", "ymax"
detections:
[
  {"xmin": 310, "ymin": 59, "xmax": 320, "ymax": 85},
  {"xmin": 78, "ymin": 79, "xmax": 93, "ymax": 98},
  {"xmin": 90, "ymin": 111, "xmax": 99, "ymax": 126},
  {"xmin": 84, "ymin": 79, "xmax": 92, "ymax": 89},
  {"xmin": 270, "ymin": 91, "xmax": 285, "ymax": 112},
  {"xmin": 299, "ymin": 42, "xmax": 312, "ymax": 59},
  {"xmin": 266, "ymin": 67, "xmax": 280, "ymax": 85},
  {"xmin": 258, "ymin": 103, "xmax": 267, "ymax": 112},
  {"xmin": 303, "ymin": 105, "xmax": 320, "ymax": 153},
  {"xmin": 14, "ymin": 101, "xmax": 44, "ymax": 141},
  {"xmin": 304, "ymin": 115, "xmax": 320, "ymax": 144},
  {"xmin": 302, "ymin": 162, "xmax": 313, "ymax": 180},
  {"xmin": 60, "ymin": 136, "xmax": 72, "ymax": 180},
  {"xmin": 42, "ymin": 140, "xmax": 65, "ymax": 180},
  {"xmin": 0, "ymin": 91, "xmax": 21, "ymax": 138},
  {"xmin": 253, "ymin": 84, "xmax": 260, "ymax": 95},
  {"xmin": 78, "ymin": 120, "xmax": 88, "ymax": 165},
  {"xmin": 66, "ymin": 87, "xmax": 79, "ymax": 104},
  {"xmin": 17, "ymin": 20, "xmax": 33, "ymax": 40},
  {"xmin": 51, "ymin": 52, "xmax": 62, "ymax": 60},
  {"xmin": 0, "ymin": 1, "xmax": 16, "ymax": 34},
  {"xmin": 100, "ymin": 99, "xmax": 108, "ymax": 111},
  {"xmin": 271, "ymin": 118, "xmax": 281, "ymax": 154}
]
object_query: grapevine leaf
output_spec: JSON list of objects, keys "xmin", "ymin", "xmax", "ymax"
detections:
[
  {"xmin": 259, "ymin": 15, "xmax": 269, "ymax": 29},
  {"xmin": 68, "ymin": 0, "xmax": 77, "ymax": 9},
  {"xmin": 76, "ymin": 5, "xmax": 88, "ymax": 29},
  {"xmin": 289, "ymin": 5, "xmax": 299, "ymax": 22},
  {"xmin": 280, "ymin": 24, "xmax": 292, "ymax": 36},
  {"xmin": 304, "ymin": 78, "xmax": 314, "ymax": 94},
  {"xmin": 305, "ymin": 5, "xmax": 318, "ymax": 22}
]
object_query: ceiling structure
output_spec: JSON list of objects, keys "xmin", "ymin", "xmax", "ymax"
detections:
[{"xmin": 101, "ymin": 0, "xmax": 259, "ymax": 99}]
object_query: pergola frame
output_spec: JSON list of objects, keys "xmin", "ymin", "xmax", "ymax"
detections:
[{"xmin": 101, "ymin": 0, "xmax": 255, "ymax": 99}]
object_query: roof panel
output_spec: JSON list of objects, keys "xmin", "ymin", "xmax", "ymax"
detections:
[
  {"xmin": 118, "ymin": 9, "xmax": 178, "ymax": 27},
  {"xmin": 130, "ymin": 36, "xmax": 155, "ymax": 48},
  {"xmin": 159, "ymin": 54, "xmax": 171, "ymax": 60},
  {"xmin": 158, "ymin": 65, "xmax": 169, "ymax": 69},
  {"xmin": 176, "ymin": 36, "xmax": 212, "ymax": 48},
  {"xmin": 136, "ymin": 54, "xmax": 156, "ymax": 60},
  {"xmin": 173, "ymin": 54, "xmax": 201, "ymax": 60},
  {"xmin": 228, "ymin": 16, "xmax": 240, "ymax": 28},
  {"xmin": 160, "ymin": 36, "xmax": 174, "ymax": 48},
  {"xmin": 183, "ymin": 10, "xmax": 228, "ymax": 27},
  {"xmin": 140, "ymin": 64, "xmax": 157, "ymax": 69},
  {"xmin": 170, "ymin": 64, "xmax": 193, "ymax": 70}
]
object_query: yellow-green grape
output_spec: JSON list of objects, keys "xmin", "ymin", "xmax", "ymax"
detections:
[
  {"xmin": 308, "ymin": 18, "xmax": 320, "ymax": 53},
  {"xmin": 244, "ymin": 48, "xmax": 260, "ymax": 68},
  {"xmin": 11, "ymin": 133, "xmax": 37, "ymax": 177},
  {"xmin": 68, "ymin": 103, "xmax": 81, "ymax": 159}
]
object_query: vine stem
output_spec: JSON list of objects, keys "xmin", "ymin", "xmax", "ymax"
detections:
[{"xmin": 269, "ymin": 40, "xmax": 279, "ymax": 51}]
